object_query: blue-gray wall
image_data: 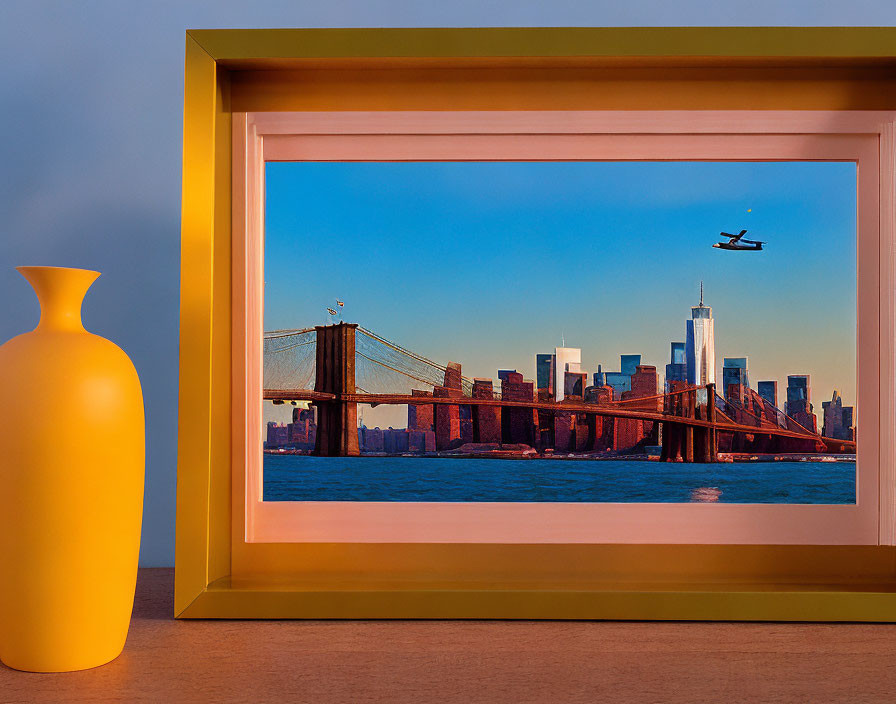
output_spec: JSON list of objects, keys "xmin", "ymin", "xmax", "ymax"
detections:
[{"xmin": 2, "ymin": 1, "xmax": 895, "ymax": 566}]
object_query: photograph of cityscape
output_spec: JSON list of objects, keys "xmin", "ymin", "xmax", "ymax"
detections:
[{"xmin": 262, "ymin": 160, "xmax": 857, "ymax": 504}]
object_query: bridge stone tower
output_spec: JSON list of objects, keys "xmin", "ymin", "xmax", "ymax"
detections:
[{"xmin": 313, "ymin": 323, "xmax": 360, "ymax": 456}]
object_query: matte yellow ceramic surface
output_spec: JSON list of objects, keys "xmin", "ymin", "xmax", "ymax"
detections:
[{"xmin": 0, "ymin": 267, "xmax": 145, "ymax": 672}]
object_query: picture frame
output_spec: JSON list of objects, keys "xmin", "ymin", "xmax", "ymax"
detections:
[{"xmin": 176, "ymin": 27, "xmax": 896, "ymax": 620}]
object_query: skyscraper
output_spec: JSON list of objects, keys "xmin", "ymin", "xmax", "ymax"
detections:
[
  {"xmin": 554, "ymin": 347, "xmax": 581, "ymax": 402},
  {"xmin": 620, "ymin": 354, "xmax": 641, "ymax": 377},
  {"xmin": 604, "ymin": 372, "xmax": 631, "ymax": 399},
  {"xmin": 670, "ymin": 342, "xmax": 686, "ymax": 366},
  {"xmin": 785, "ymin": 374, "xmax": 817, "ymax": 433},
  {"xmin": 596, "ymin": 354, "xmax": 647, "ymax": 399},
  {"xmin": 722, "ymin": 357, "xmax": 749, "ymax": 395},
  {"xmin": 685, "ymin": 282, "xmax": 715, "ymax": 386},
  {"xmin": 757, "ymin": 381, "xmax": 778, "ymax": 407},
  {"xmin": 786, "ymin": 375, "xmax": 811, "ymax": 405},
  {"xmin": 822, "ymin": 390, "xmax": 855, "ymax": 441},
  {"xmin": 665, "ymin": 342, "xmax": 687, "ymax": 391},
  {"xmin": 535, "ymin": 353, "xmax": 554, "ymax": 396}
]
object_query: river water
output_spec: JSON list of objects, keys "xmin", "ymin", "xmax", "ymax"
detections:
[{"xmin": 263, "ymin": 455, "xmax": 855, "ymax": 504}]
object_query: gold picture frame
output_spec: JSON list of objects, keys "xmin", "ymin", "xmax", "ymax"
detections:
[{"xmin": 176, "ymin": 27, "xmax": 896, "ymax": 619}]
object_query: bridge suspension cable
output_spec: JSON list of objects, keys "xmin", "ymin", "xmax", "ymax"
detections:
[
  {"xmin": 716, "ymin": 391, "xmax": 818, "ymax": 437},
  {"xmin": 355, "ymin": 326, "xmax": 474, "ymax": 395},
  {"xmin": 264, "ymin": 328, "xmax": 317, "ymax": 392},
  {"xmin": 263, "ymin": 324, "xmax": 475, "ymax": 397}
]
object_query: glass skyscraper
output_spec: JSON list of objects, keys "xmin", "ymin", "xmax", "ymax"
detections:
[
  {"xmin": 722, "ymin": 357, "xmax": 749, "ymax": 392},
  {"xmin": 685, "ymin": 283, "xmax": 715, "ymax": 387},
  {"xmin": 620, "ymin": 354, "xmax": 641, "ymax": 377},
  {"xmin": 665, "ymin": 341, "xmax": 688, "ymax": 391},
  {"xmin": 535, "ymin": 353, "xmax": 554, "ymax": 395}
]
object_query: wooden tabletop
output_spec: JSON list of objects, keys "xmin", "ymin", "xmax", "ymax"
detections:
[{"xmin": 3, "ymin": 568, "xmax": 896, "ymax": 703}]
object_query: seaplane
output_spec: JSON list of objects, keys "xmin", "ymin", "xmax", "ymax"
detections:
[{"xmin": 713, "ymin": 230, "xmax": 765, "ymax": 251}]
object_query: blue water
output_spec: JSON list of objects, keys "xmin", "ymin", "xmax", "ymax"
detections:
[{"xmin": 263, "ymin": 455, "xmax": 856, "ymax": 504}]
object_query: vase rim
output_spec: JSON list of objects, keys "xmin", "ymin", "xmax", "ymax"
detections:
[
  {"xmin": 16, "ymin": 265, "xmax": 101, "ymax": 276},
  {"xmin": 16, "ymin": 266, "xmax": 102, "ymax": 333}
]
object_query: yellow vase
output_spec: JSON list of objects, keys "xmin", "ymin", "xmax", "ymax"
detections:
[{"xmin": 0, "ymin": 266, "xmax": 144, "ymax": 672}]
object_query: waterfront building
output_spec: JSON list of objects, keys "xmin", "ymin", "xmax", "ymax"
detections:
[
  {"xmin": 630, "ymin": 365, "xmax": 659, "ymax": 399},
  {"xmin": 433, "ymin": 384, "xmax": 464, "ymax": 450},
  {"xmin": 266, "ymin": 409, "xmax": 317, "ymax": 450},
  {"xmin": 359, "ymin": 426, "xmax": 385, "ymax": 452},
  {"xmin": 822, "ymin": 390, "xmax": 856, "ymax": 441},
  {"xmin": 553, "ymin": 347, "xmax": 582, "ymax": 402},
  {"xmin": 584, "ymin": 385, "xmax": 613, "ymax": 405},
  {"xmin": 785, "ymin": 374, "xmax": 818, "ymax": 433},
  {"xmin": 383, "ymin": 428, "xmax": 410, "ymax": 454},
  {"xmin": 583, "ymin": 383, "xmax": 616, "ymax": 451},
  {"xmin": 408, "ymin": 389, "xmax": 434, "ymax": 431},
  {"xmin": 604, "ymin": 371, "xmax": 631, "ymax": 399},
  {"xmin": 442, "ymin": 361, "xmax": 473, "ymax": 443},
  {"xmin": 601, "ymin": 353, "xmax": 645, "ymax": 399},
  {"xmin": 408, "ymin": 429, "xmax": 436, "ymax": 453},
  {"xmin": 757, "ymin": 381, "xmax": 778, "ymax": 407},
  {"xmin": 536, "ymin": 353, "xmax": 554, "ymax": 396},
  {"xmin": 497, "ymin": 369, "xmax": 517, "ymax": 384},
  {"xmin": 472, "ymin": 378, "xmax": 501, "ymax": 443},
  {"xmin": 665, "ymin": 342, "xmax": 687, "ymax": 391},
  {"xmin": 617, "ymin": 365, "xmax": 661, "ymax": 449},
  {"xmin": 564, "ymin": 370, "xmax": 587, "ymax": 400},
  {"xmin": 429, "ymin": 362, "xmax": 468, "ymax": 450},
  {"xmin": 501, "ymin": 371, "xmax": 537, "ymax": 445},
  {"xmin": 287, "ymin": 406, "xmax": 316, "ymax": 449},
  {"xmin": 360, "ymin": 426, "xmax": 436, "ymax": 454},
  {"xmin": 459, "ymin": 404, "xmax": 474, "ymax": 444},
  {"xmin": 685, "ymin": 283, "xmax": 716, "ymax": 387},
  {"xmin": 722, "ymin": 357, "xmax": 750, "ymax": 398},
  {"xmin": 265, "ymin": 421, "xmax": 289, "ymax": 449},
  {"xmin": 358, "ymin": 426, "xmax": 436, "ymax": 455}
]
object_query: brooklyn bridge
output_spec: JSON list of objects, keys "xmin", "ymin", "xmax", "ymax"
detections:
[{"xmin": 264, "ymin": 323, "xmax": 856, "ymax": 461}]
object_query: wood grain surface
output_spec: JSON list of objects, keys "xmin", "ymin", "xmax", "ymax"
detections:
[{"xmin": 3, "ymin": 568, "xmax": 896, "ymax": 703}]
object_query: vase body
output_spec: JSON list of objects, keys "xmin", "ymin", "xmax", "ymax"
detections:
[{"xmin": 0, "ymin": 266, "xmax": 145, "ymax": 672}]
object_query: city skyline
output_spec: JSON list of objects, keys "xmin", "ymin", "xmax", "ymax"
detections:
[
  {"xmin": 263, "ymin": 316, "xmax": 855, "ymax": 457},
  {"xmin": 265, "ymin": 282, "xmax": 856, "ymax": 432},
  {"xmin": 264, "ymin": 160, "xmax": 857, "ymax": 428}
]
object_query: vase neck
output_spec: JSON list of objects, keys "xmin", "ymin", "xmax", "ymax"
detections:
[{"xmin": 17, "ymin": 266, "xmax": 100, "ymax": 333}]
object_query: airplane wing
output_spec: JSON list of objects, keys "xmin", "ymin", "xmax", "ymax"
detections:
[
  {"xmin": 720, "ymin": 229, "xmax": 747, "ymax": 242},
  {"xmin": 740, "ymin": 238, "xmax": 765, "ymax": 245}
]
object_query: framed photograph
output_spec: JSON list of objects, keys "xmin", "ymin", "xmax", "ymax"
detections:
[{"xmin": 177, "ymin": 27, "xmax": 896, "ymax": 619}]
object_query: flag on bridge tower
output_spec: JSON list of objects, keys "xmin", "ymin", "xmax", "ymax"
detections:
[
  {"xmin": 327, "ymin": 307, "xmax": 337, "ymax": 316},
  {"xmin": 336, "ymin": 300, "xmax": 344, "ymax": 307}
]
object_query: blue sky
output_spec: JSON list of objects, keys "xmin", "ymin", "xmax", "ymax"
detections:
[{"xmin": 265, "ymin": 160, "xmax": 856, "ymax": 427}]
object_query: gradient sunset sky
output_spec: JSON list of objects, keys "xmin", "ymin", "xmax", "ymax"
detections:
[{"xmin": 264, "ymin": 161, "xmax": 856, "ymax": 429}]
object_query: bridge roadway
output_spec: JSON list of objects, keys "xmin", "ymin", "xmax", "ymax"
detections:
[{"xmin": 263, "ymin": 389, "xmax": 857, "ymax": 452}]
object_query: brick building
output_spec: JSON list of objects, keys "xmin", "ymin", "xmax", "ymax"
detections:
[
  {"xmin": 500, "ymin": 371, "xmax": 537, "ymax": 446},
  {"xmin": 472, "ymin": 378, "xmax": 501, "ymax": 443}
]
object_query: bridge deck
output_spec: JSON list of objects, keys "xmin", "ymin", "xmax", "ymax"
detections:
[{"xmin": 263, "ymin": 389, "xmax": 856, "ymax": 451}]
